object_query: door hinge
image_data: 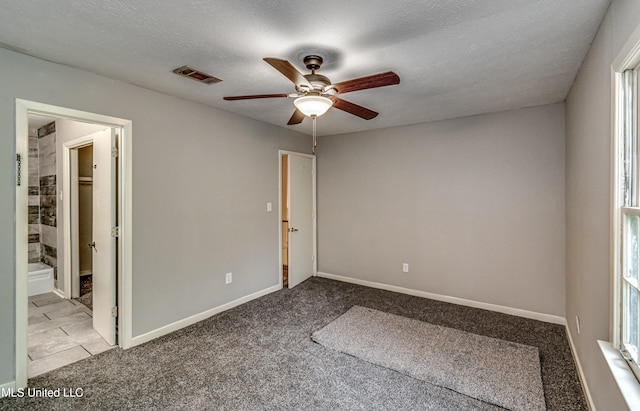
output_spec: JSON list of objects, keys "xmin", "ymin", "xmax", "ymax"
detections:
[
  {"xmin": 111, "ymin": 226, "xmax": 120, "ymax": 237},
  {"xmin": 111, "ymin": 306, "xmax": 118, "ymax": 317},
  {"xmin": 16, "ymin": 154, "xmax": 22, "ymax": 186},
  {"xmin": 111, "ymin": 147, "xmax": 119, "ymax": 158}
]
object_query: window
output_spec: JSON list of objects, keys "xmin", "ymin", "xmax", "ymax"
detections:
[
  {"xmin": 616, "ymin": 64, "xmax": 640, "ymax": 382},
  {"xmin": 606, "ymin": 22, "xmax": 640, "ymax": 408}
]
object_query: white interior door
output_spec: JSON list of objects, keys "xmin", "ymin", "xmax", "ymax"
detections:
[
  {"xmin": 287, "ymin": 155, "xmax": 314, "ymax": 288},
  {"xmin": 91, "ymin": 129, "xmax": 116, "ymax": 345}
]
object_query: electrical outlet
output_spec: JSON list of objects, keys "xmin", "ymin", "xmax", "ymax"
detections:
[
  {"xmin": 402, "ymin": 263, "xmax": 409, "ymax": 273},
  {"xmin": 576, "ymin": 316, "xmax": 580, "ymax": 335},
  {"xmin": 226, "ymin": 272, "xmax": 232, "ymax": 284}
]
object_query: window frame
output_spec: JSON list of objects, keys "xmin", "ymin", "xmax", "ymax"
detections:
[
  {"xmin": 600, "ymin": 20, "xmax": 640, "ymax": 410},
  {"xmin": 620, "ymin": 207, "xmax": 640, "ymax": 381},
  {"xmin": 612, "ymin": 36, "xmax": 640, "ymax": 384}
]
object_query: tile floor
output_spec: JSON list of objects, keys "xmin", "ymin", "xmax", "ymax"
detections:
[{"xmin": 28, "ymin": 292, "xmax": 114, "ymax": 378}]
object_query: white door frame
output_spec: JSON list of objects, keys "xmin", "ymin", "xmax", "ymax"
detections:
[
  {"xmin": 64, "ymin": 134, "xmax": 96, "ymax": 300},
  {"xmin": 14, "ymin": 99, "xmax": 133, "ymax": 389},
  {"xmin": 278, "ymin": 150, "xmax": 317, "ymax": 288}
]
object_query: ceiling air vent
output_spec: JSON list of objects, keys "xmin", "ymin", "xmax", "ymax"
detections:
[{"xmin": 173, "ymin": 66, "xmax": 222, "ymax": 84}]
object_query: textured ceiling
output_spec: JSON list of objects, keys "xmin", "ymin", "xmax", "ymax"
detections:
[{"xmin": 1, "ymin": 0, "xmax": 611, "ymax": 136}]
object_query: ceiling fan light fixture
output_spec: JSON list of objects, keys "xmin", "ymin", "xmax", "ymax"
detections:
[{"xmin": 294, "ymin": 95, "xmax": 333, "ymax": 117}]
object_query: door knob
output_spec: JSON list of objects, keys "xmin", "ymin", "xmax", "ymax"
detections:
[
  {"xmin": 289, "ymin": 227, "xmax": 299, "ymax": 232},
  {"xmin": 88, "ymin": 242, "xmax": 96, "ymax": 251}
]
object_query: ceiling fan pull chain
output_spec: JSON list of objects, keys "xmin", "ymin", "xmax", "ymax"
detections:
[{"xmin": 312, "ymin": 115, "xmax": 317, "ymax": 154}]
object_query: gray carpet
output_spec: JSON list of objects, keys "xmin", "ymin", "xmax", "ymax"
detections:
[
  {"xmin": 312, "ymin": 306, "xmax": 545, "ymax": 411},
  {"xmin": 0, "ymin": 277, "xmax": 588, "ymax": 410}
]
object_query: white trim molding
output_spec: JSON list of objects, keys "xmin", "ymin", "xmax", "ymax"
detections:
[
  {"xmin": 131, "ymin": 284, "xmax": 282, "ymax": 347},
  {"xmin": 14, "ymin": 100, "xmax": 29, "ymax": 389},
  {"xmin": 317, "ymin": 272, "xmax": 566, "ymax": 325},
  {"xmin": 52, "ymin": 288, "xmax": 65, "ymax": 299},
  {"xmin": 566, "ymin": 326, "xmax": 596, "ymax": 410}
]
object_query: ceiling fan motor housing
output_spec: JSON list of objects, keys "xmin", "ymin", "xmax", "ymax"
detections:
[
  {"xmin": 298, "ymin": 55, "xmax": 332, "ymax": 93},
  {"xmin": 303, "ymin": 55, "xmax": 323, "ymax": 71},
  {"xmin": 303, "ymin": 73, "xmax": 331, "ymax": 91}
]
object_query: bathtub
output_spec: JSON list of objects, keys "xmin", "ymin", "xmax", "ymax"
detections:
[{"xmin": 28, "ymin": 262, "xmax": 54, "ymax": 296}]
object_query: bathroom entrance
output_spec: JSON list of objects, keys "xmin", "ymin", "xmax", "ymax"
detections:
[
  {"xmin": 22, "ymin": 115, "xmax": 117, "ymax": 378},
  {"xmin": 15, "ymin": 99, "xmax": 133, "ymax": 388}
]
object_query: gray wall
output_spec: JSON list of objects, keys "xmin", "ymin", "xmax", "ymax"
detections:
[
  {"xmin": 565, "ymin": 0, "xmax": 640, "ymax": 409},
  {"xmin": 0, "ymin": 47, "xmax": 309, "ymax": 386},
  {"xmin": 317, "ymin": 103, "xmax": 566, "ymax": 316}
]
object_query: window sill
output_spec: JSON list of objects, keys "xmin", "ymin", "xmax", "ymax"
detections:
[{"xmin": 599, "ymin": 340, "xmax": 640, "ymax": 410}]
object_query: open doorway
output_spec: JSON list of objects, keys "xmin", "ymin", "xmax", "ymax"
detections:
[
  {"xmin": 279, "ymin": 151, "xmax": 317, "ymax": 289},
  {"xmin": 15, "ymin": 99, "xmax": 133, "ymax": 389},
  {"xmin": 63, "ymin": 126, "xmax": 119, "ymax": 348},
  {"xmin": 73, "ymin": 144, "xmax": 94, "ymax": 306},
  {"xmin": 23, "ymin": 116, "xmax": 116, "ymax": 378},
  {"xmin": 281, "ymin": 155, "xmax": 289, "ymax": 286}
]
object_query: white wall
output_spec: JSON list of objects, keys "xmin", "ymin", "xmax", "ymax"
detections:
[
  {"xmin": 317, "ymin": 103, "xmax": 566, "ymax": 317},
  {"xmin": 0, "ymin": 47, "xmax": 309, "ymax": 386},
  {"xmin": 565, "ymin": 0, "xmax": 640, "ymax": 409}
]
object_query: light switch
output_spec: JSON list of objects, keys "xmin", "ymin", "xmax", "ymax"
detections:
[{"xmin": 267, "ymin": 202, "xmax": 272, "ymax": 212}]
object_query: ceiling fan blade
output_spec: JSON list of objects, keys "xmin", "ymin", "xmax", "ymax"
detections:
[
  {"xmin": 333, "ymin": 71, "xmax": 400, "ymax": 95},
  {"xmin": 223, "ymin": 93, "xmax": 289, "ymax": 101},
  {"xmin": 287, "ymin": 109, "xmax": 305, "ymax": 125},
  {"xmin": 331, "ymin": 97, "xmax": 378, "ymax": 120},
  {"xmin": 263, "ymin": 58, "xmax": 312, "ymax": 88}
]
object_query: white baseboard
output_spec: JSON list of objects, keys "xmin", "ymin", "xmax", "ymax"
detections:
[
  {"xmin": 566, "ymin": 328, "xmax": 596, "ymax": 411},
  {"xmin": 131, "ymin": 284, "xmax": 282, "ymax": 347},
  {"xmin": 317, "ymin": 272, "xmax": 566, "ymax": 325},
  {"xmin": 52, "ymin": 288, "xmax": 65, "ymax": 299},
  {"xmin": 0, "ymin": 381, "xmax": 16, "ymax": 398}
]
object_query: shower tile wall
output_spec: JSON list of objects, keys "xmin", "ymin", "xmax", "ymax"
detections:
[
  {"xmin": 38, "ymin": 122, "xmax": 58, "ymax": 285},
  {"xmin": 28, "ymin": 133, "xmax": 40, "ymax": 263}
]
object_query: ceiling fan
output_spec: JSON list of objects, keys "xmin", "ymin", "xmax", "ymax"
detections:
[{"xmin": 223, "ymin": 55, "xmax": 400, "ymax": 125}]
